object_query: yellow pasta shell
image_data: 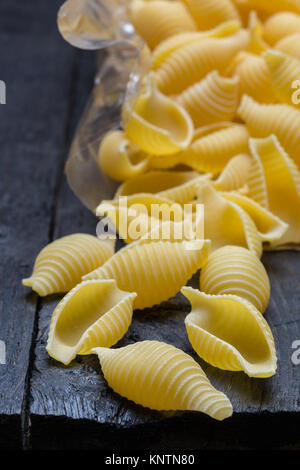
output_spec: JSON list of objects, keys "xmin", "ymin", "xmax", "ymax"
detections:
[
  {"xmin": 124, "ymin": 74, "xmax": 194, "ymax": 155},
  {"xmin": 183, "ymin": 288, "xmax": 277, "ymax": 378},
  {"xmin": 151, "ymin": 20, "xmax": 240, "ymax": 69},
  {"xmin": 83, "ymin": 239, "xmax": 211, "ymax": 309},
  {"xmin": 22, "ymin": 234, "xmax": 114, "ymax": 296},
  {"xmin": 46, "ymin": 280, "xmax": 137, "ymax": 365},
  {"xmin": 114, "ymin": 171, "xmax": 211, "ymax": 204},
  {"xmin": 200, "ymin": 245, "xmax": 270, "ymax": 312},
  {"xmin": 155, "ymin": 31, "xmax": 249, "ymax": 95},
  {"xmin": 264, "ymin": 12, "xmax": 300, "ymax": 45},
  {"xmin": 130, "ymin": 0, "xmax": 197, "ymax": 50},
  {"xmin": 93, "ymin": 340, "xmax": 233, "ymax": 420},
  {"xmin": 242, "ymin": 0, "xmax": 300, "ymax": 15},
  {"xmin": 197, "ymin": 184, "xmax": 263, "ymax": 257},
  {"xmin": 263, "ymin": 49, "xmax": 300, "ymax": 107},
  {"xmin": 212, "ymin": 154, "xmax": 252, "ymax": 191},
  {"xmin": 238, "ymin": 95, "xmax": 300, "ymax": 168},
  {"xmin": 182, "ymin": 0, "xmax": 241, "ymax": 31},
  {"xmin": 275, "ymin": 33, "xmax": 300, "ymax": 60},
  {"xmin": 98, "ymin": 130, "xmax": 149, "ymax": 182},
  {"xmin": 176, "ymin": 71, "xmax": 239, "ymax": 128},
  {"xmin": 248, "ymin": 135, "xmax": 300, "ymax": 248}
]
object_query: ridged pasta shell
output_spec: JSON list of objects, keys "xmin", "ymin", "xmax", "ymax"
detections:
[
  {"xmin": 150, "ymin": 125, "xmax": 249, "ymax": 174},
  {"xmin": 46, "ymin": 280, "xmax": 137, "ymax": 365},
  {"xmin": 93, "ymin": 340, "xmax": 233, "ymax": 420},
  {"xmin": 182, "ymin": 0, "xmax": 241, "ymax": 31},
  {"xmin": 130, "ymin": 0, "xmax": 197, "ymax": 50},
  {"xmin": 275, "ymin": 33, "xmax": 300, "ymax": 60},
  {"xmin": 199, "ymin": 245, "xmax": 270, "ymax": 312},
  {"xmin": 227, "ymin": 52, "xmax": 276, "ymax": 103},
  {"xmin": 248, "ymin": 135, "xmax": 300, "ymax": 247},
  {"xmin": 182, "ymin": 288, "xmax": 277, "ymax": 378},
  {"xmin": 212, "ymin": 154, "xmax": 252, "ymax": 191},
  {"xmin": 176, "ymin": 71, "xmax": 239, "ymax": 128},
  {"xmin": 83, "ymin": 239, "xmax": 211, "ymax": 309},
  {"xmin": 242, "ymin": 0, "xmax": 300, "ymax": 15},
  {"xmin": 97, "ymin": 130, "xmax": 149, "ymax": 182},
  {"xmin": 263, "ymin": 50, "xmax": 300, "ymax": 107},
  {"xmin": 22, "ymin": 234, "xmax": 114, "ymax": 296},
  {"xmin": 155, "ymin": 31, "xmax": 250, "ymax": 95},
  {"xmin": 197, "ymin": 184, "xmax": 263, "ymax": 257},
  {"xmin": 124, "ymin": 74, "xmax": 194, "ymax": 155},
  {"xmin": 151, "ymin": 21, "xmax": 240, "ymax": 69},
  {"xmin": 222, "ymin": 192, "xmax": 289, "ymax": 244},
  {"xmin": 238, "ymin": 95, "xmax": 300, "ymax": 167},
  {"xmin": 114, "ymin": 171, "xmax": 211, "ymax": 204},
  {"xmin": 264, "ymin": 12, "xmax": 300, "ymax": 45},
  {"xmin": 248, "ymin": 10, "xmax": 269, "ymax": 54},
  {"xmin": 193, "ymin": 121, "xmax": 234, "ymax": 140}
]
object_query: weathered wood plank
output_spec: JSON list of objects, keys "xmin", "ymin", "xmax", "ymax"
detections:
[{"xmin": 0, "ymin": 0, "xmax": 78, "ymax": 448}]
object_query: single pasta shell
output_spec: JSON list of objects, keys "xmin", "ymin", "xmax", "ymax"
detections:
[
  {"xmin": 124, "ymin": 73, "xmax": 194, "ymax": 155},
  {"xmin": 182, "ymin": 288, "xmax": 277, "ymax": 378},
  {"xmin": 46, "ymin": 280, "xmax": 137, "ymax": 365},
  {"xmin": 263, "ymin": 12, "xmax": 300, "ymax": 46},
  {"xmin": 93, "ymin": 340, "xmax": 233, "ymax": 421},
  {"xmin": 83, "ymin": 239, "xmax": 211, "ymax": 309},
  {"xmin": 212, "ymin": 154, "xmax": 252, "ymax": 191},
  {"xmin": 176, "ymin": 71, "xmax": 239, "ymax": 128},
  {"xmin": 275, "ymin": 33, "xmax": 300, "ymax": 60},
  {"xmin": 182, "ymin": 0, "xmax": 241, "ymax": 31},
  {"xmin": 200, "ymin": 245, "xmax": 270, "ymax": 312},
  {"xmin": 22, "ymin": 234, "xmax": 114, "ymax": 296}
]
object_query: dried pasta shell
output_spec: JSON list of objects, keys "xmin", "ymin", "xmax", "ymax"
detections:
[
  {"xmin": 46, "ymin": 280, "xmax": 136, "ymax": 365},
  {"xmin": 197, "ymin": 184, "xmax": 262, "ymax": 257},
  {"xmin": 130, "ymin": 0, "xmax": 197, "ymax": 50},
  {"xmin": 275, "ymin": 33, "xmax": 300, "ymax": 60},
  {"xmin": 114, "ymin": 171, "xmax": 211, "ymax": 204},
  {"xmin": 238, "ymin": 95, "xmax": 300, "ymax": 167},
  {"xmin": 183, "ymin": 288, "xmax": 277, "ymax": 378},
  {"xmin": 248, "ymin": 135, "xmax": 300, "ymax": 247},
  {"xmin": 151, "ymin": 20, "xmax": 240, "ymax": 69},
  {"xmin": 182, "ymin": 0, "xmax": 241, "ymax": 31},
  {"xmin": 232, "ymin": 0, "xmax": 272, "ymax": 25},
  {"xmin": 124, "ymin": 74, "xmax": 194, "ymax": 155},
  {"xmin": 98, "ymin": 130, "xmax": 149, "ymax": 182},
  {"xmin": 176, "ymin": 71, "xmax": 239, "ymax": 128},
  {"xmin": 264, "ymin": 12, "xmax": 300, "ymax": 45},
  {"xmin": 199, "ymin": 245, "xmax": 270, "ymax": 312},
  {"xmin": 222, "ymin": 192, "xmax": 289, "ymax": 244},
  {"xmin": 227, "ymin": 52, "xmax": 276, "ymax": 103},
  {"xmin": 248, "ymin": 10, "xmax": 269, "ymax": 54},
  {"xmin": 242, "ymin": 0, "xmax": 300, "ymax": 15},
  {"xmin": 22, "ymin": 234, "xmax": 114, "ymax": 296},
  {"xmin": 83, "ymin": 239, "xmax": 211, "ymax": 309},
  {"xmin": 193, "ymin": 121, "xmax": 234, "ymax": 140},
  {"xmin": 155, "ymin": 31, "xmax": 249, "ymax": 95},
  {"xmin": 93, "ymin": 340, "xmax": 233, "ymax": 420},
  {"xmin": 263, "ymin": 49, "xmax": 300, "ymax": 107},
  {"xmin": 212, "ymin": 154, "xmax": 252, "ymax": 191}
]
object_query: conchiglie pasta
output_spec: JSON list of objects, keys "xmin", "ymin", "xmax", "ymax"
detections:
[
  {"xmin": 199, "ymin": 245, "xmax": 270, "ymax": 312},
  {"xmin": 124, "ymin": 73, "xmax": 194, "ymax": 155},
  {"xmin": 130, "ymin": 0, "xmax": 197, "ymax": 50},
  {"xmin": 248, "ymin": 135, "xmax": 300, "ymax": 247},
  {"xmin": 275, "ymin": 33, "xmax": 300, "ymax": 60},
  {"xmin": 155, "ymin": 31, "xmax": 249, "ymax": 94},
  {"xmin": 22, "ymin": 234, "xmax": 114, "ymax": 296},
  {"xmin": 263, "ymin": 12, "xmax": 300, "ymax": 46},
  {"xmin": 151, "ymin": 20, "xmax": 240, "ymax": 69},
  {"xmin": 93, "ymin": 340, "xmax": 233, "ymax": 420},
  {"xmin": 83, "ymin": 239, "xmax": 211, "ymax": 309},
  {"xmin": 46, "ymin": 280, "xmax": 137, "ymax": 365},
  {"xmin": 183, "ymin": 288, "xmax": 277, "ymax": 378},
  {"xmin": 238, "ymin": 95, "xmax": 300, "ymax": 167},
  {"xmin": 197, "ymin": 184, "xmax": 262, "ymax": 257},
  {"xmin": 227, "ymin": 52, "xmax": 276, "ymax": 103},
  {"xmin": 176, "ymin": 71, "xmax": 239, "ymax": 128},
  {"xmin": 263, "ymin": 49, "xmax": 300, "ymax": 107},
  {"xmin": 212, "ymin": 154, "xmax": 252, "ymax": 191},
  {"xmin": 182, "ymin": 0, "xmax": 241, "ymax": 31},
  {"xmin": 98, "ymin": 130, "xmax": 149, "ymax": 182},
  {"xmin": 242, "ymin": 0, "xmax": 300, "ymax": 15}
]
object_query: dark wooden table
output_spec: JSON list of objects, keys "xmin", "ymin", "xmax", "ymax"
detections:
[{"xmin": 0, "ymin": 0, "xmax": 299, "ymax": 451}]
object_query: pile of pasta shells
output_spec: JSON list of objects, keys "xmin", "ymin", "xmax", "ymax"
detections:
[{"xmin": 23, "ymin": 0, "xmax": 300, "ymax": 422}]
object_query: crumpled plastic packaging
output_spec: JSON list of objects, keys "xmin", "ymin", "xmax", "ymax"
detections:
[{"xmin": 58, "ymin": 0, "xmax": 149, "ymax": 210}]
